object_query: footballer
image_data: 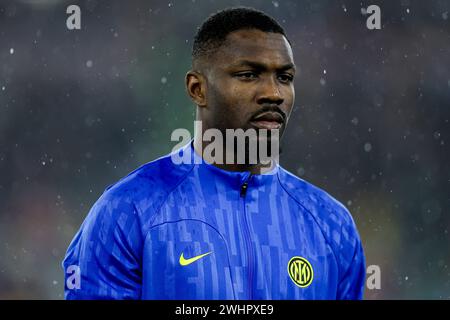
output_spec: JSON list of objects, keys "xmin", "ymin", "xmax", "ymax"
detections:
[{"xmin": 63, "ymin": 7, "xmax": 366, "ymax": 300}]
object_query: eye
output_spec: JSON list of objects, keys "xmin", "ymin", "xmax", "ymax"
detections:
[
  {"xmin": 278, "ymin": 74, "xmax": 294, "ymax": 83},
  {"xmin": 234, "ymin": 71, "xmax": 258, "ymax": 80}
]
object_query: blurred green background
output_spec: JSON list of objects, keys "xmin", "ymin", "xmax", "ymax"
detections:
[{"xmin": 0, "ymin": 0, "xmax": 449, "ymax": 299}]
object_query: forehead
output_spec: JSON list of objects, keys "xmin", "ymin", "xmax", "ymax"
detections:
[{"xmin": 214, "ymin": 29, "xmax": 294, "ymax": 68}]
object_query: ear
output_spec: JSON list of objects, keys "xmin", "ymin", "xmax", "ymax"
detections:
[{"xmin": 185, "ymin": 70, "xmax": 207, "ymax": 107}]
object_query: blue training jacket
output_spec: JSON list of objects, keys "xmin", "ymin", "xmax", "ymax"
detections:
[{"xmin": 62, "ymin": 141, "xmax": 366, "ymax": 299}]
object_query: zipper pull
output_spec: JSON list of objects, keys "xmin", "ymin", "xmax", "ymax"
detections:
[
  {"xmin": 240, "ymin": 182, "xmax": 248, "ymax": 197},
  {"xmin": 240, "ymin": 174, "xmax": 252, "ymax": 197}
]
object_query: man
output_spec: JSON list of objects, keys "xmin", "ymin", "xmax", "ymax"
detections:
[{"xmin": 63, "ymin": 7, "xmax": 366, "ymax": 299}]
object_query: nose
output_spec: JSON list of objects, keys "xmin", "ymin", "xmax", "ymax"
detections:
[{"xmin": 256, "ymin": 76, "xmax": 284, "ymax": 106}]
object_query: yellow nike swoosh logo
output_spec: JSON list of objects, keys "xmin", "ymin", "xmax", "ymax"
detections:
[{"xmin": 179, "ymin": 251, "xmax": 212, "ymax": 266}]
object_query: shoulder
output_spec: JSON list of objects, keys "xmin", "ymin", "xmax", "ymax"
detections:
[
  {"xmin": 277, "ymin": 166, "xmax": 362, "ymax": 269},
  {"xmin": 87, "ymin": 147, "xmax": 195, "ymax": 233},
  {"xmin": 104, "ymin": 150, "xmax": 193, "ymax": 203},
  {"xmin": 277, "ymin": 166, "xmax": 356, "ymax": 231}
]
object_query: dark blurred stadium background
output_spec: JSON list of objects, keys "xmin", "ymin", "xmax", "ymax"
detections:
[{"xmin": 0, "ymin": 0, "xmax": 449, "ymax": 299}]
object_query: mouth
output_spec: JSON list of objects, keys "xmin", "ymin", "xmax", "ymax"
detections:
[{"xmin": 249, "ymin": 112, "xmax": 284, "ymax": 130}]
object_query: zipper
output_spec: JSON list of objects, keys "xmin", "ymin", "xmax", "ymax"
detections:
[
  {"xmin": 240, "ymin": 173, "xmax": 254, "ymax": 299},
  {"xmin": 240, "ymin": 180, "xmax": 249, "ymax": 197}
]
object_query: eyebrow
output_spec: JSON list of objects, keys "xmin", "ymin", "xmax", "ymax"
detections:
[{"xmin": 230, "ymin": 60, "xmax": 296, "ymax": 72}]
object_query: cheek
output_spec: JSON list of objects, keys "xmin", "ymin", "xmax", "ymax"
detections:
[
  {"xmin": 208, "ymin": 83, "xmax": 243, "ymax": 123},
  {"xmin": 207, "ymin": 77, "xmax": 258, "ymax": 127},
  {"xmin": 284, "ymin": 84, "xmax": 295, "ymax": 101},
  {"xmin": 290, "ymin": 86, "xmax": 295, "ymax": 101},
  {"xmin": 215, "ymin": 83, "xmax": 249, "ymax": 111},
  {"xmin": 284, "ymin": 86, "xmax": 295, "ymax": 110}
]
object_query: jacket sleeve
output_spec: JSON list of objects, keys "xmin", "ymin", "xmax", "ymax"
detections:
[
  {"xmin": 336, "ymin": 216, "xmax": 366, "ymax": 300},
  {"xmin": 62, "ymin": 191, "xmax": 143, "ymax": 299}
]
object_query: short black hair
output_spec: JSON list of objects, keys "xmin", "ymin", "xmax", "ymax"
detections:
[{"xmin": 192, "ymin": 7, "xmax": 289, "ymax": 62}]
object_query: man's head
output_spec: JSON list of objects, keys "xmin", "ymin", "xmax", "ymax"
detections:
[{"xmin": 186, "ymin": 7, "xmax": 296, "ymax": 141}]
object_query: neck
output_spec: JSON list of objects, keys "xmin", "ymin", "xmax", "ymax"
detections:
[{"xmin": 193, "ymin": 134, "xmax": 276, "ymax": 175}]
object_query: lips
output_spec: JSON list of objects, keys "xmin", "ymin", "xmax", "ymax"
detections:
[{"xmin": 250, "ymin": 112, "xmax": 284, "ymax": 130}]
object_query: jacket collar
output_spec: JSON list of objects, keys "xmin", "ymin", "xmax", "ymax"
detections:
[{"xmin": 180, "ymin": 140, "xmax": 279, "ymax": 190}]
